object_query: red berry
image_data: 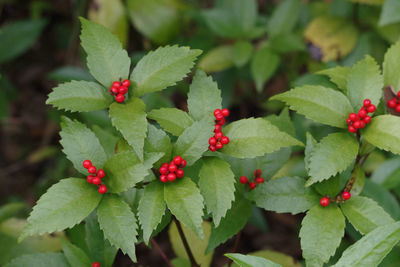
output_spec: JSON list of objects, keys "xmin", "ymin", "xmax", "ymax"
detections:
[
  {"xmin": 353, "ymin": 120, "xmax": 361, "ymax": 129},
  {"xmin": 88, "ymin": 166, "xmax": 97, "ymax": 174},
  {"xmin": 159, "ymin": 167, "xmax": 168, "ymax": 175},
  {"xmin": 217, "ymin": 118, "xmax": 226, "ymax": 125},
  {"xmin": 168, "ymin": 164, "xmax": 177, "ymax": 173},
  {"xmin": 255, "ymin": 177, "xmax": 265, "ymax": 183},
  {"xmin": 215, "ymin": 132, "xmax": 223, "ymax": 140},
  {"xmin": 97, "ymin": 169, "xmax": 105, "ymax": 178},
  {"xmin": 359, "ymin": 121, "xmax": 366, "ymax": 129},
  {"xmin": 161, "ymin": 163, "xmax": 169, "ymax": 169},
  {"xmin": 209, "ymin": 145, "xmax": 216, "ymax": 152},
  {"xmin": 87, "ymin": 175, "xmax": 94, "ymax": 184},
  {"xmin": 214, "ymin": 109, "xmax": 221, "ymax": 116},
  {"xmin": 173, "ymin": 156, "xmax": 182, "ymax": 165},
  {"xmin": 167, "ymin": 173, "xmax": 176, "ymax": 182},
  {"xmin": 83, "ymin": 160, "xmax": 92, "ymax": 169},
  {"xmin": 342, "ymin": 191, "xmax": 351, "ymax": 200},
  {"xmin": 348, "ymin": 125, "xmax": 357, "ymax": 133},
  {"xmin": 176, "ymin": 169, "xmax": 184, "ymax": 178},
  {"xmin": 209, "ymin": 137, "xmax": 217, "ymax": 145},
  {"xmin": 349, "ymin": 113, "xmax": 357, "ymax": 121},
  {"xmin": 112, "ymin": 81, "xmax": 120, "ymax": 88},
  {"xmin": 122, "ymin": 79, "xmax": 130, "ymax": 87},
  {"xmin": 320, "ymin": 197, "xmax": 329, "ymax": 207},
  {"xmin": 160, "ymin": 175, "xmax": 167, "ymax": 183},
  {"xmin": 116, "ymin": 94, "xmax": 125, "ymax": 103},
  {"xmin": 249, "ymin": 182, "xmax": 257, "ymax": 190},
  {"xmin": 216, "ymin": 142, "xmax": 223, "ymax": 149},
  {"xmin": 396, "ymin": 105, "xmax": 400, "ymax": 113},
  {"xmin": 254, "ymin": 169, "xmax": 262, "ymax": 177},
  {"xmin": 214, "ymin": 125, "xmax": 222, "ymax": 132},
  {"xmin": 92, "ymin": 262, "xmax": 101, "ymax": 267},
  {"xmin": 239, "ymin": 176, "xmax": 248, "ymax": 184},
  {"xmin": 111, "ymin": 87, "xmax": 119, "ymax": 95},
  {"xmin": 346, "ymin": 119, "xmax": 352, "ymax": 125},
  {"xmin": 180, "ymin": 159, "xmax": 187, "ymax": 168},
  {"xmin": 221, "ymin": 108, "xmax": 229, "ymax": 117},
  {"xmin": 98, "ymin": 185, "xmax": 107, "ymax": 194},
  {"xmin": 367, "ymin": 105, "xmax": 376, "ymax": 113},
  {"xmin": 398, "ymin": 91, "xmax": 400, "ymax": 97},
  {"xmin": 119, "ymin": 86, "xmax": 128, "ymax": 95},
  {"xmin": 363, "ymin": 115, "xmax": 371, "ymax": 124},
  {"xmin": 221, "ymin": 136, "xmax": 229, "ymax": 145},
  {"xmin": 92, "ymin": 177, "xmax": 101, "ymax": 185},
  {"xmin": 388, "ymin": 99, "xmax": 397, "ymax": 108},
  {"xmin": 215, "ymin": 113, "xmax": 224, "ymax": 121},
  {"xmin": 358, "ymin": 109, "xmax": 367, "ymax": 118},
  {"xmin": 363, "ymin": 99, "xmax": 371, "ymax": 107}
]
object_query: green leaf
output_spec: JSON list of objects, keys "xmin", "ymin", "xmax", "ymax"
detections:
[
  {"xmin": 267, "ymin": 0, "xmax": 300, "ymax": 37},
  {"xmin": 47, "ymin": 66, "xmax": 94, "ymax": 82},
  {"xmin": 383, "ymin": 40, "xmax": 400, "ymax": 92},
  {"xmin": 233, "ymin": 41, "xmax": 253, "ymax": 67},
  {"xmin": 148, "ymin": 108, "xmax": 193, "ymax": 136},
  {"xmin": 104, "ymin": 151, "xmax": 149, "ymax": 193},
  {"xmin": 4, "ymin": 252, "xmax": 69, "ymax": 267},
  {"xmin": 379, "ymin": 0, "xmax": 400, "ymax": 26},
  {"xmin": 92, "ymin": 125, "xmax": 118, "ymax": 158},
  {"xmin": 131, "ymin": 45, "xmax": 201, "ymax": 96},
  {"xmin": 0, "ymin": 20, "xmax": 46, "ymax": 63},
  {"xmin": 221, "ymin": 118, "xmax": 303, "ymax": 159},
  {"xmin": 307, "ymin": 132, "xmax": 358, "ymax": 186},
  {"xmin": 138, "ymin": 181, "xmax": 165, "ymax": 244},
  {"xmin": 299, "ymin": 205, "xmax": 345, "ymax": 267},
  {"xmin": 164, "ymin": 178, "xmax": 204, "ymax": 239},
  {"xmin": 20, "ymin": 178, "xmax": 102, "ymax": 241},
  {"xmin": 350, "ymin": 165, "xmax": 365, "ymax": 196},
  {"xmin": 97, "ymin": 194, "xmax": 138, "ymax": 261},
  {"xmin": 244, "ymin": 250, "xmax": 301, "ymax": 267},
  {"xmin": 173, "ymin": 118, "xmax": 214, "ymax": 166},
  {"xmin": 109, "ymin": 97, "xmax": 147, "ymax": 160},
  {"xmin": 206, "ymin": 196, "xmax": 252, "ymax": 253},
  {"xmin": 332, "ymin": 221, "xmax": 400, "ymax": 267},
  {"xmin": 187, "ymin": 70, "xmax": 222, "ymax": 121},
  {"xmin": 62, "ymin": 238, "xmax": 91, "ymax": 267},
  {"xmin": 47, "ymin": 80, "xmax": 112, "ymax": 112},
  {"xmin": 59, "ymin": 116, "xmax": 107, "ymax": 174},
  {"xmin": 317, "ymin": 66, "xmax": 350, "ymax": 93},
  {"xmin": 79, "ymin": 18, "xmax": 130, "ymax": 87},
  {"xmin": 199, "ymin": 158, "xmax": 235, "ymax": 226},
  {"xmin": 370, "ymin": 157, "xmax": 400, "ymax": 189},
  {"xmin": 340, "ymin": 196, "xmax": 395, "ymax": 235},
  {"xmin": 268, "ymin": 33, "xmax": 305, "ymax": 54},
  {"xmin": 0, "ymin": 202, "xmax": 26, "ymax": 224},
  {"xmin": 347, "ymin": 55, "xmax": 383, "ymax": 110},
  {"xmin": 363, "ymin": 115, "xmax": 400, "ymax": 155},
  {"xmin": 198, "ymin": 45, "xmax": 234, "ymax": 73},
  {"xmin": 144, "ymin": 124, "xmax": 172, "ymax": 168},
  {"xmin": 248, "ymin": 177, "xmax": 319, "ymax": 214},
  {"xmin": 304, "ymin": 132, "xmax": 317, "ymax": 172},
  {"xmin": 226, "ymin": 253, "xmax": 281, "ymax": 267},
  {"xmin": 271, "ymin": 85, "xmax": 353, "ymax": 128},
  {"xmin": 251, "ymin": 46, "xmax": 280, "ymax": 92}
]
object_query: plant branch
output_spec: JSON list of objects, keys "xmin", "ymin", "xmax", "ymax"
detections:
[
  {"xmin": 150, "ymin": 238, "xmax": 174, "ymax": 267},
  {"xmin": 173, "ymin": 216, "xmax": 200, "ymax": 267},
  {"xmin": 228, "ymin": 231, "xmax": 242, "ymax": 267}
]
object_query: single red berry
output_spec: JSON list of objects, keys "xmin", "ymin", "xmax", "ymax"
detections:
[
  {"xmin": 180, "ymin": 159, "xmax": 187, "ymax": 168},
  {"xmin": 167, "ymin": 173, "xmax": 176, "ymax": 182},
  {"xmin": 255, "ymin": 177, "xmax": 265, "ymax": 183},
  {"xmin": 83, "ymin": 160, "xmax": 92, "ymax": 169},
  {"xmin": 216, "ymin": 142, "xmax": 223, "ymax": 149},
  {"xmin": 98, "ymin": 185, "xmax": 107, "ymax": 194},
  {"xmin": 209, "ymin": 145, "xmax": 216, "ymax": 152},
  {"xmin": 396, "ymin": 105, "xmax": 400, "ymax": 113},
  {"xmin": 388, "ymin": 99, "xmax": 397, "ymax": 108},
  {"xmin": 367, "ymin": 105, "xmax": 376, "ymax": 113},
  {"xmin": 87, "ymin": 175, "xmax": 94, "ymax": 184},
  {"xmin": 176, "ymin": 169, "xmax": 184, "ymax": 178},
  {"xmin": 92, "ymin": 262, "xmax": 101, "ymax": 267},
  {"xmin": 209, "ymin": 137, "xmax": 217, "ymax": 145},
  {"xmin": 159, "ymin": 167, "xmax": 168, "ymax": 175},
  {"xmin": 239, "ymin": 176, "xmax": 248, "ymax": 184},
  {"xmin": 348, "ymin": 113, "xmax": 357, "ymax": 121},
  {"xmin": 108, "ymin": 88, "xmax": 113, "ymax": 95},
  {"xmin": 217, "ymin": 118, "xmax": 226, "ymax": 125},
  {"xmin": 221, "ymin": 108, "xmax": 229, "ymax": 117},
  {"xmin": 160, "ymin": 175, "xmax": 167, "ymax": 183},
  {"xmin": 88, "ymin": 166, "xmax": 97, "ymax": 174},
  {"xmin": 92, "ymin": 177, "xmax": 101, "ymax": 185},
  {"xmin": 358, "ymin": 109, "xmax": 367, "ymax": 118},
  {"xmin": 363, "ymin": 115, "xmax": 371, "ymax": 124},
  {"xmin": 342, "ymin": 191, "xmax": 351, "ymax": 200},
  {"xmin": 112, "ymin": 81, "xmax": 120, "ymax": 88},
  {"xmin": 214, "ymin": 125, "xmax": 222, "ymax": 132},
  {"xmin": 214, "ymin": 109, "xmax": 221, "ymax": 116},
  {"xmin": 359, "ymin": 121, "xmax": 366, "ymax": 129},
  {"xmin": 116, "ymin": 94, "xmax": 125, "ymax": 103},
  {"xmin": 168, "ymin": 164, "xmax": 177, "ymax": 173},
  {"xmin": 97, "ymin": 169, "xmax": 105, "ymax": 178},
  {"xmin": 353, "ymin": 120, "xmax": 361, "ymax": 129},
  {"xmin": 254, "ymin": 169, "xmax": 262, "ymax": 177},
  {"xmin": 111, "ymin": 87, "xmax": 119, "ymax": 95},
  {"xmin": 215, "ymin": 113, "xmax": 224, "ymax": 121},
  {"xmin": 348, "ymin": 125, "xmax": 357, "ymax": 133},
  {"xmin": 363, "ymin": 99, "xmax": 371, "ymax": 107},
  {"xmin": 249, "ymin": 182, "xmax": 257, "ymax": 190},
  {"xmin": 161, "ymin": 163, "xmax": 169, "ymax": 169},
  {"xmin": 221, "ymin": 136, "xmax": 229, "ymax": 145},
  {"xmin": 397, "ymin": 91, "xmax": 400, "ymax": 97},
  {"xmin": 215, "ymin": 132, "xmax": 223, "ymax": 140},
  {"xmin": 122, "ymin": 79, "xmax": 130, "ymax": 87},
  {"xmin": 346, "ymin": 118, "xmax": 352, "ymax": 125},
  {"xmin": 119, "ymin": 86, "xmax": 128, "ymax": 95},
  {"xmin": 320, "ymin": 197, "xmax": 330, "ymax": 207}
]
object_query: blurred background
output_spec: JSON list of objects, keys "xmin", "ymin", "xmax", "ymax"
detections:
[{"xmin": 1, "ymin": 0, "xmax": 400, "ymax": 266}]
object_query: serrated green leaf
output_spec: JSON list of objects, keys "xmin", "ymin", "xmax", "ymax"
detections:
[
  {"xmin": 370, "ymin": 157, "xmax": 400, "ymax": 189},
  {"xmin": 347, "ymin": 55, "xmax": 383, "ymax": 110},
  {"xmin": 198, "ymin": 45, "xmax": 234, "ymax": 73},
  {"xmin": 242, "ymin": 250, "xmax": 301, "ymax": 267},
  {"xmin": 97, "ymin": 194, "xmax": 138, "ymax": 261},
  {"xmin": 79, "ymin": 18, "xmax": 130, "ymax": 87},
  {"xmin": 109, "ymin": 97, "xmax": 147, "ymax": 160},
  {"xmin": 251, "ymin": 46, "xmax": 280, "ymax": 92},
  {"xmin": 47, "ymin": 80, "xmax": 112, "ymax": 112},
  {"xmin": 144, "ymin": 124, "xmax": 172, "ymax": 168},
  {"xmin": 148, "ymin": 108, "xmax": 193, "ymax": 136},
  {"xmin": 332, "ymin": 221, "xmax": 400, "ymax": 267},
  {"xmin": 383, "ymin": 40, "xmax": 400, "ymax": 92},
  {"xmin": 206, "ymin": 196, "xmax": 252, "ymax": 253},
  {"xmin": 304, "ymin": 132, "xmax": 317, "ymax": 171},
  {"xmin": 173, "ymin": 118, "xmax": 214, "ymax": 166},
  {"xmin": 199, "ymin": 158, "xmax": 235, "ymax": 226},
  {"xmin": 62, "ymin": 238, "xmax": 91, "ymax": 267},
  {"xmin": 340, "ymin": 196, "xmax": 395, "ymax": 235},
  {"xmin": 187, "ymin": 70, "xmax": 222, "ymax": 121},
  {"xmin": 248, "ymin": 177, "xmax": 319, "ymax": 214},
  {"xmin": 60, "ymin": 116, "xmax": 107, "ymax": 174},
  {"xmin": 226, "ymin": 253, "xmax": 281, "ymax": 267},
  {"xmin": 92, "ymin": 125, "xmax": 118, "ymax": 158},
  {"xmin": 20, "ymin": 178, "xmax": 102, "ymax": 241},
  {"xmin": 271, "ymin": 85, "xmax": 353, "ymax": 128},
  {"xmin": 268, "ymin": 33, "xmax": 305, "ymax": 54},
  {"xmin": 265, "ymin": 107, "xmax": 295, "ymax": 137},
  {"xmin": 138, "ymin": 181, "xmax": 165, "ymax": 244},
  {"xmin": 221, "ymin": 118, "xmax": 303, "ymax": 159},
  {"xmin": 350, "ymin": 165, "xmax": 365, "ymax": 196},
  {"xmin": 363, "ymin": 115, "xmax": 400, "ymax": 155},
  {"xmin": 317, "ymin": 66, "xmax": 350, "ymax": 93},
  {"xmin": 307, "ymin": 132, "xmax": 358, "ymax": 186},
  {"xmin": 267, "ymin": 0, "xmax": 300, "ymax": 37},
  {"xmin": 131, "ymin": 45, "xmax": 201, "ymax": 96},
  {"xmin": 4, "ymin": 252, "xmax": 69, "ymax": 267},
  {"xmin": 0, "ymin": 203, "xmax": 26, "ymax": 224},
  {"xmin": 379, "ymin": 0, "xmax": 400, "ymax": 26},
  {"xmin": 164, "ymin": 178, "xmax": 204, "ymax": 239},
  {"xmin": 299, "ymin": 205, "xmax": 345, "ymax": 267},
  {"xmin": 233, "ymin": 41, "xmax": 253, "ymax": 67}
]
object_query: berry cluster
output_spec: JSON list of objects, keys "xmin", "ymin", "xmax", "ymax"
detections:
[
  {"xmin": 92, "ymin": 262, "xmax": 100, "ymax": 267},
  {"xmin": 159, "ymin": 156, "xmax": 187, "ymax": 183},
  {"xmin": 239, "ymin": 169, "xmax": 265, "ymax": 190},
  {"xmin": 209, "ymin": 109, "xmax": 230, "ymax": 152},
  {"xmin": 319, "ymin": 192, "xmax": 351, "ymax": 207},
  {"xmin": 387, "ymin": 91, "xmax": 400, "ymax": 112},
  {"xmin": 347, "ymin": 99, "xmax": 375, "ymax": 133},
  {"xmin": 108, "ymin": 79, "xmax": 130, "ymax": 103},
  {"xmin": 82, "ymin": 160, "xmax": 107, "ymax": 194}
]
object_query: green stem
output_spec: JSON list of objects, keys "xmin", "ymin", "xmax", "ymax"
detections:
[{"xmin": 173, "ymin": 217, "xmax": 200, "ymax": 267}]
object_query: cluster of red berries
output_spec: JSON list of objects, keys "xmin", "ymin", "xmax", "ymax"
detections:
[
  {"xmin": 83, "ymin": 160, "xmax": 107, "ymax": 194},
  {"xmin": 239, "ymin": 169, "xmax": 265, "ymax": 190},
  {"xmin": 320, "ymin": 191, "xmax": 351, "ymax": 207},
  {"xmin": 347, "ymin": 99, "xmax": 375, "ymax": 133},
  {"xmin": 108, "ymin": 79, "xmax": 130, "ymax": 103},
  {"xmin": 209, "ymin": 109, "xmax": 230, "ymax": 152},
  {"xmin": 92, "ymin": 262, "xmax": 100, "ymax": 267},
  {"xmin": 159, "ymin": 156, "xmax": 187, "ymax": 183},
  {"xmin": 387, "ymin": 91, "xmax": 400, "ymax": 112}
]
